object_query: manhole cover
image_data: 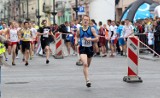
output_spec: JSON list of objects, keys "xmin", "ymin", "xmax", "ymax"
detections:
[{"xmin": 5, "ymin": 82, "xmax": 29, "ymax": 84}]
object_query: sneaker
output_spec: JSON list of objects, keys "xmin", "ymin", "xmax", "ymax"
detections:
[
  {"xmin": 5, "ymin": 58, "xmax": 8, "ymax": 61},
  {"xmin": 46, "ymin": 60, "xmax": 49, "ymax": 64},
  {"xmin": 102, "ymin": 54, "xmax": 107, "ymax": 57},
  {"xmin": 110, "ymin": 55, "xmax": 114, "ymax": 57},
  {"xmin": 12, "ymin": 62, "xmax": 16, "ymax": 66},
  {"xmin": 25, "ymin": 62, "xmax": 28, "ymax": 66},
  {"xmin": 16, "ymin": 56, "xmax": 19, "ymax": 59},
  {"xmin": 120, "ymin": 51, "xmax": 123, "ymax": 56},
  {"xmin": 86, "ymin": 80, "xmax": 91, "ymax": 88}
]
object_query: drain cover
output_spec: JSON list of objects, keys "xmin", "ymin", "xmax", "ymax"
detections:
[{"xmin": 5, "ymin": 82, "xmax": 29, "ymax": 84}]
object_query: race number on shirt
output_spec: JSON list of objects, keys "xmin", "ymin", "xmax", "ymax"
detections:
[
  {"xmin": 24, "ymin": 33, "xmax": 31, "ymax": 40},
  {"xmin": 43, "ymin": 29, "xmax": 50, "ymax": 38},
  {"xmin": 10, "ymin": 34, "xmax": 18, "ymax": 42},
  {"xmin": 82, "ymin": 38, "xmax": 92, "ymax": 47}
]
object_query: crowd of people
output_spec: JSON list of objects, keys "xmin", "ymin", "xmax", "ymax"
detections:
[{"xmin": 0, "ymin": 15, "xmax": 160, "ymax": 87}]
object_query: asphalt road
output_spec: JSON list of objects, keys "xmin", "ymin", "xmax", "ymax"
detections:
[{"xmin": 1, "ymin": 52, "xmax": 160, "ymax": 98}]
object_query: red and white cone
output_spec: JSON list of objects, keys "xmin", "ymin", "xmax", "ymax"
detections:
[
  {"xmin": 123, "ymin": 36, "xmax": 143, "ymax": 83},
  {"xmin": 54, "ymin": 32, "xmax": 63, "ymax": 59}
]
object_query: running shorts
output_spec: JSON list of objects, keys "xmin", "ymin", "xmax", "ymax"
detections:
[
  {"xmin": 41, "ymin": 39, "xmax": 50, "ymax": 50},
  {"xmin": 79, "ymin": 46, "xmax": 94, "ymax": 58},
  {"xmin": 22, "ymin": 41, "xmax": 30, "ymax": 53}
]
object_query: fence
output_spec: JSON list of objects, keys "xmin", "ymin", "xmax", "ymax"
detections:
[{"xmin": 135, "ymin": 33, "xmax": 160, "ymax": 56}]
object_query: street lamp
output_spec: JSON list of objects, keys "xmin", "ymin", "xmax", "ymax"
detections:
[
  {"xmin": 36, "ymin": 0, "xmax": 41, "ymax": 26},
  {"xmin": 51, "ymin": 0, "xmax": 57, "ymax": 24},
  {"xmin": 0, "ymin": 10, "xmax": 3, "ymax": 22},
  {"xmin": 73, "ymin": 0, "xmax": 79, "ymax": 20},
  {"xmin": 26, "ymin": 0, "xmax": 30, "ymax": 21}
]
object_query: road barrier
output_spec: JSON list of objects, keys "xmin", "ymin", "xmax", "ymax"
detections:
[
  {"xmin": 54, "ymin": 32, "xmax": 63, "ymax": 59},
  {"xmin": 123, "ymin": 36, "xmax": 143, "ymax": 83}
]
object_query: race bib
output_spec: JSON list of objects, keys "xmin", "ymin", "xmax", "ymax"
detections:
[
  {"xmin": 11, "ymin": 34, "xmax": 18, "ymax": 41},
  {"xmin": 24, "ymin": 33, "xmax": 31, "ymax": 40},
  {"xmin": 82, "ymin": 38, "xmax": 92, "ymax": 47},
  {"xmin": 43, "ymin": 29, "xmax": 49, "ymax": 38}
]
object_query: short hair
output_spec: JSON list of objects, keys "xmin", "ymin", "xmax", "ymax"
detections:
[
  {"xmin": 99, "ymin": 21, "xmax": 102, "ymax": 26},
  {"xmin": 65, "ymin": 21, "xmax": 68, "ymax": 24},
  {"xmin": 121, "ymin": 21, "xmax": 125, "ymax": 25},
  {"xmin": 41, "ymin": 20, "xmax": 47, "ymax": 25},
  {"xmin": 91, "ymin": 19, "xmax": 97, "ymax": 25},
  {"xmin": 107, "ymin": 19, "xmax": 112, "ymax": 23},
  {"xmin": 24, "ymin": 21, "xmax": 29, "ymax": 25},
  {"xmin": 82, "ymin": 15, "xmax": 90, "ymax": 19}
]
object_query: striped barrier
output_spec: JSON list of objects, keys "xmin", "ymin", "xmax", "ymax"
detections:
[
  {"xmin": 54, "ymin": 32, "xmax": 63, "ymax": 59},
  {"xmin": 123, "ymin": 36, "xmax": 143, "ymax": 83}
]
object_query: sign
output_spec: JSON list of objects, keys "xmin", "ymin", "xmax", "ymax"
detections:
[{"xmin": 78, "ymin": 6, "xmax": 85, "ymax": 15}]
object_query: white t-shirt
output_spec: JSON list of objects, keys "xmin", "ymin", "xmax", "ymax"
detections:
[
  {"xmin": 154, "ymin": 5, "xmax": 160, "ymax": 17},
  {"xmin": 124, "ymin": 25, "xmax": 134, "ymax": 38},
  {"xmin": 76, "ymin": 24, "xmax": 81, "ymax": 30},
  {"xmin": 30, "ymin": 28, "xmax": 37, "ymax": 39},
  {"xmin": 109, "ymin": 25, "xmax": 117, "ymax": 40},
  {"xmin": 148, "ymin": 32, "xmax": 154, "ymax": 45},
  {"xmin": 9, "ymin": 29, "xmax": 18, "ymax": 42}
]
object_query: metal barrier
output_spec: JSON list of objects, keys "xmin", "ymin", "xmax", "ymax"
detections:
[
  {"xmin": 135, "ymin": 33, "xmax": 160, "ymax": 56},
  {"xmin": 154, "ymin": 33, "xmax": 160, "ymax": 55},
  {"xmin": 135, "ymin": 33, "xmax": 148, "ymax": 50}
]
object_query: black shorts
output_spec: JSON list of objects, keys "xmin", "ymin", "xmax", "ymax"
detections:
[
  {"xmin": 22, "ymin": 41, "xmax": 30, "ymax": 53},
  {"xmin": 4, "ymin": 43, "xmax": 8, "ymax": 49},
  {"xmin": 65, "ymin": 39, "xmax": 70, "ymax": 43},
  {"xmin": 79, "ymin": 46, "xmax": 94, "ymax": 58},
  {"xmin": 41, "ymin": 39, "xmax": 50, "ymax": 50}
]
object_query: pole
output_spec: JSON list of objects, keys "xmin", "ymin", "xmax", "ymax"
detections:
[
  {"xmin": 37, "ymin": 0, "xmax": 40, "ymax": 26},
  {"xmin": 19, "ymin": 0, "xmax": 21, "ymax": 21},
  {"xmin": 75, "ymin": 0, "xmax": 78, "ymax": 20},
  {"xmin": 27, "ymin": 0, "xmax": 29, "ymax": 20},
  {"xmin": 53, "ymin": 0, "xmax": 55, "ymax": 24},
  {"xmin": 22, "ymin": 3, "xmax": 24, "ymax": 19},
  {"xmin": 51, "ymin": 0, "xmax": 57, "ymax": 24}
]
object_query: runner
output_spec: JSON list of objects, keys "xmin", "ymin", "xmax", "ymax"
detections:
[
  {"xmin": 70, "ymin": 21, "xmax": 77, "ymax": 55},
  {"xmin": 29, "ymin": 22, "xmax": 38, "ymax": 59},
  {"xmin": 38, "ymin": 20, "xmax": 54, "ymax": 64},
  {"xmin": 20, "ymin": 21, "xmax": 32, "ymax": 66},
  {"xmin": 1, "ymin": 22, "xmax": 8, "ymax": 61},
  {"xmin": 90, "ymin": 19, "xmax": 99, "ymax": 56},
  {"xmin": 6, "ymin": 22, "xmax": 19, "ymax": 65},
  {"xmin": 75, "ymin": 15, "xmax": 99, "ymax": 87}
]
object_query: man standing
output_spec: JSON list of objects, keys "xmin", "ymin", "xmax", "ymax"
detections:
[
  {"xmin": 76, "ymin": 15, "xmax": 99, "ymax": 87},
  {"xmin": 124, "ymin": 19, "xmax": 134, "ymax": 41}
]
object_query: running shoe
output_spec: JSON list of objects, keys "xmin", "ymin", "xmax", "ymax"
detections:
[
  {"xmin": 16, "ymin": 56, "xmax": 19, "ymax": 59},
  {"xmin": 12, "ymin": 62, "xmax": 16, "ymax": 66},
  {"xmin": 5, "ymin": 58, "xmax": 8, "ymax": 61},
  {"xmin": 25, "ymin": 62, "xmax": 29, "ymax": 66},
  {"xmin": 86, "ymin": 80, "xmax": 91, "ymax": 88},
  {"xmin": 46, "ymin": 59, "xmax": 49, "ymax": 64}
]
